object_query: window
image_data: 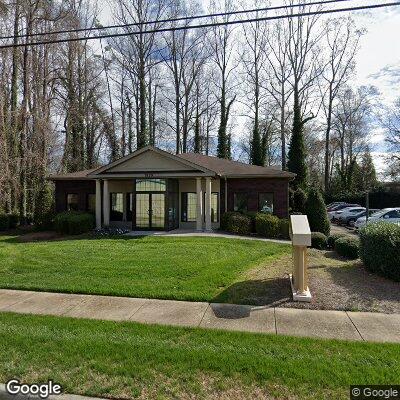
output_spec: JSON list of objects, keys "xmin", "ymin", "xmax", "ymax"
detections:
[
  {"xmin": 66, "ymin": 194, "xmax": 78, "ymax": 211},
  {"xmin": 384, "ymin": 210, "xmax": 400, "ymax": 219},
  {"xmin": 203, "ymin": 192, "xmax": 219, "ymax": 222},
  {"xmin": 136, "ymin": 179, "xmax": 166, "ymax": 192},
  {"xmin": 87, "ymin": 194, "xmax": 96, "ymax": 213},
  {"xmin": 110, "ymin": 193, "xmax": 124, "ymax": 221},
  {"xmin": 233, "ymin": 193, "xmax": 248, "ymax": 213},
  {"xmin": 258, "ymin": 193, "xmax": 274, "ymax": 214},
  {"xmin": 181, "ymin": 193, "xmax": 197, "ymax": 222}
]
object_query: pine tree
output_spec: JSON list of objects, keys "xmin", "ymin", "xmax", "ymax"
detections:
[
  {"xmin": 360, "ymin": 150, "xmax": 377, "ymax": 190},
  {"xmin": 250, "ymin": 123, "xmax": 263, "ymax": 165},
  {"xmin": 305, "ymin": 188, "xmax": 330, "ymax": 236},
  {"xmin": 287, "ymin": 93, "xmax": 308, "ymax": 189}
]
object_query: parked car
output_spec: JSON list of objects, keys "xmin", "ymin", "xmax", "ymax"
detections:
[
  {"xmin": 328, "ymin": 204, "xmax": 361, "ymax": 221},
  {"xmin": 326, "ymin": 202, "xmax": 346, "ymax": 211},
  {"xmin": 335, "ymin": 207, "xmax": 366, "ymax": 224},
  {"xmin": 354, "ymin": 208, "xmax": 400, "ymax": 229},
  {"xmin": 339, "ymin": 208, "xmax": 380, "ymax": 227}
]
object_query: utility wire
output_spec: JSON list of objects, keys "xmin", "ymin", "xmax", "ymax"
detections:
[
  {"xmin": 0, "ymin": 0, "xmax": 357, "ymax": 41},
  {"xmin": 0, "ymin": 1, "xmax": 398, "ymax": 49}
]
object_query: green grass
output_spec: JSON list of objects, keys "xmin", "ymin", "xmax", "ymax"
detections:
[
  {"xmin": 0, "ymin": 312, "xmax": 399, "ymax": 399},
  {"xmin": 0, "ymin": 235, "xmax": 289, "ymax": 301}
]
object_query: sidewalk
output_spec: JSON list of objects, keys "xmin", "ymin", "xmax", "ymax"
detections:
[{"xmin": 0, "ymin": 289, "xmax": 399, "ymax": 343}]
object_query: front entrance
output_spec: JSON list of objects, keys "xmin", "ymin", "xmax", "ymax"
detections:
[{"xmin": 135, "ymin": 193, "xmax": 165, "ymax": 229}]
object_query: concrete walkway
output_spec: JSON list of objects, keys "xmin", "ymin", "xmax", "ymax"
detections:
[
  {"xmin": 0, "ymin": 289, "xmax": 399, "ymax": 343},
  {"xmin": 124, "ymin": 229, "xmax": 291, "ymax": 244}
]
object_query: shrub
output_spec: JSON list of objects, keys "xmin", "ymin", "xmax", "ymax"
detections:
[
  {"xmin": 255, "ymin": 213, "xmax": 280, "ymax": 238},
  {"xmin": 54, "ymin": 211, "xmax": 95, "ymax": 235},
  {"xmin": 290, "ymin": 187, "xmax": 308, "ymax": 214},
  {"xmin": 327, "ymin": 233, "xmax": 346, "ymax": 249},
  {"xmin": 335, "ymin": 236, "xmax": 360, "ymax": 259},
  {"xmin": 220, "ymin": 212, "xmax": 252, "ymax": 235},
  {"xmin": 305, "ymin": 188, "xmax": 330, "ymax": 236},
  {"xmin": 359, "ymin": 222, "xmax": 400, "ymax": 281},
  {"xmin": 244, "ymin": 211, "xmax": 257, "ymax": 233},
  {"xmin": 0, "ymin": 213, "xmax": 9, "ymax": 231},
  {"xmin": 279, "ymin": 218, "xmax": 290, "ymax": 239},
  {"xmin": 34, "ymin": 184, "xmax": 54, "ymax": 230},
  {"xmin": 7, "ymin": 213, "xmax": 19, "ymax": 229},
  {"xmin": 311, "ymin": 232, "xmax": 328, "ymax": 250}
]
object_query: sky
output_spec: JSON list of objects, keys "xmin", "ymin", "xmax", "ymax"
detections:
[{"xmin": 98, "ymin": 0, "xmax": 400, "ymax": 176}]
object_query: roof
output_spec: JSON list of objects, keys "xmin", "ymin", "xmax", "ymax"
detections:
[
  {"xmin": 49, "ymin": 146, "xmax": 295, "ymax": 180},
  {"xmin": 178, "ymin": 153, "xmax": 295, "ymax": 178}
]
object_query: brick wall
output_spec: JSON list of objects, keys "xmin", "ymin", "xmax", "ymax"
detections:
[
  {"xmin": 226, "ymin": 178, "xmax": 290, "ymax": 219},
  {"xmin": 55, "ymin": 180, "xmax": 96, "ymax": 213}
]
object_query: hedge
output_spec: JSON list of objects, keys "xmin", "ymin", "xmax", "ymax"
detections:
[
  {"xmin": 359, "ymin": 222, "xmax": 400, "ymax": 281},
  {"xmin": 335, "ymin": 236, "xmax": 360, "ymax": 259},
  {"xmin": 54, "ymin": 211, "xmax": 95, "ymax": 235},
  {"xmin": 0, "ymin": 213, "xmax": 19, "ymax": 231},
  {"xmin": 220, "ymin": 212, "xmax": 252, "ymax": 235},
  {"xmin": 255, "ymin": 213, "xmax": 280, "ymax": 238},
  {"xmin": 279, "ymin": 218, "xmax": 290, "ymax": 239},
  {"xmin": 311, "ymin": 232, "xmax": 328, "ymax": 250},
  {"xmin": 327, "ymin": 233, "xmax": 346, "ymax": 249}
]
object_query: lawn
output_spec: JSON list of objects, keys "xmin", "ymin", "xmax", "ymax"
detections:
[
  {"xmin": 0, "ymin": 312, "xmax": 398, "ymax": 400},
  {"xmin": 0, "ymin": 234, "xmax": 289, "ymax": 302}
]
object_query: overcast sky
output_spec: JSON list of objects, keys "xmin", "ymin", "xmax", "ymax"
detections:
[{"xmin": 98, "ymin": 0, "xmax": 400, "ymax": 174}]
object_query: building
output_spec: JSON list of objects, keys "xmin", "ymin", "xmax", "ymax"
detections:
[{"xmin": 49, "ymin": 146, "xmax": 295, "ymax": 231}]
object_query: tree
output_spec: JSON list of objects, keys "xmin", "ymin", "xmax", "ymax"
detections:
[
  {"xmin": 305, "ymin": 188, "xmax": 330, "ymax": 236},
  {"xmin": 360, "ymin": 150, "xmax": 377, "ymax": 190},
  {"xmin": 287, "ymin": 94, "xmax": 308, "ymax": 189},
  {"xmin": 383, "ymin": 97, "xmax": 400, "ymax": 181}
]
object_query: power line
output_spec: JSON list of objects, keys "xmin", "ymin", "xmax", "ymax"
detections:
[
  {"xmin": 0, "ymin": 0, "xmax": 357, "ymax": 41},
  {"xmin": 0, "ymin": 1, "xmax": 398, "ymax": 49}
]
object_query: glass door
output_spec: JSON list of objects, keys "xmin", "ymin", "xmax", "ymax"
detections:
[
  {"xmin": 136, "ymin": 193, "xmax": 150, "ymax": 228},
  {"xmin": 135, "ymin": 193, "xmax": 165, "ymax": 229}
]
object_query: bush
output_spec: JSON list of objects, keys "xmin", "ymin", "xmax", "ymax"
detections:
[
  {"xmin": 255, "ymin": 213, "xmax": 280, "ymax": 238},
  {"xmin": 290, "ymin": 187, "xmax": 308, "ymax": 214},
  {"xmin": 244, "ymin": 211, "xmax": 257, "ymax": 233},
  {"xmin": 311, "ymin": 232, "xmax": 328, "ymax": 250},
  {"xmin": 0, "ymin": 213, "xmax": 9, "ymax": 231},
  {"xmin": 34, "ymin": 184, "xmax": 54, "ymax": 230},
  {"xmin": 7, "ymin": 213, "xmax": 19, "ymax": 229},
  {"xmin": 220, "ymin": 212, "xmax": 252, "ymax": 235},
  {"xmin": 327, "ymin": 233, "xmax": 346, "ymax": 249},
  {"xmin": 54, "ymin": 211, "xmax": 95, "ymax": 235},
  {"xmin": 359, "ymin": 222, "xmax": 400, "ymax": 281},
  {"xmin": 279, "ymin": 218, "xmax": 290, "ymax": 239},
  {"xmin": 335, "ymin": 236, "xmax": 360, "ymax": 259},
  {"xmin": 305, "ymin": 189, "xmax": 330, "ymax": 236}
]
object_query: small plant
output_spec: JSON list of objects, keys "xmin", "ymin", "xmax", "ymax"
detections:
[
  {"xmin": 335, "ymin": 236, "xmax": 360, "ymax": 260},
  {"xmin": 255, "ymin": 213, "xmax": 280, "ymax": 238},
  {"xmin": 220, "ymin": 212, "xmax": 252, "ymax": 235},
  {"xmin": 327, "ymin": 233, "xmax": 346, "ymax": 249},
  {"xmin": 311, "ymin": 232, "xmax": 328, "ymax": 250},
  {"xmin": 54, "ymin": 211, "xmax": 95, "ymax": 235},
  {"xmin": 359, "ymin": 222, "xmax": 400, "ymax": 281}
]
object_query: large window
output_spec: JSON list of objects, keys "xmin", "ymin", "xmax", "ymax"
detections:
[
  {"xmin": 181, "ymin": 193, "xmax": 197, "ymax": 222},
  {"xmin": 87, "ymin": 194, "xmax": 96, "ymax": 213},
  {"xmin": 136, "ymin": 179, "xmax": 166, "ymax": 192},
  {"xmin": 233, "ymin": 193, "xmax": 248, "ymax": 213},
  {"xmin": 203, "ymin": 192, "xmax": 219, "ymax": 222},
  {"xmin": 258, "ymin": 193, "xmax": 274, "ymax": 214},
  {"xmin": 66, "ymin": 194, "xmax": 78, "ymax": 211},
  {"xmin": 110, "ymin": 193, "xmax": 124, "ymax": 221}
]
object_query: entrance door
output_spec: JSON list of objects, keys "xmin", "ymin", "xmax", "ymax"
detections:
[{"xmin": 135, "ymin": 193, "xmax": 165, "ymax": 229}]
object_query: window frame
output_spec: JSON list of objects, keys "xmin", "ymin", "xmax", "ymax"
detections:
[
  {"xmin": 258, "ymin": 192, "xmax": 274, "ymax": 214},
  {"xmin": 181, "ymin": 192, "xmax": 197, "ymax": 222},
  {"xmin": 203, "ymin": 192, "xmax": 219, "ymax": 223},
  {"xmin": 66, "ymin": 193, "xmax": 79, "ymax": 211},
  {"xmin": 233, "ymin": 192, "xmax": 248, "ymax": 213}
]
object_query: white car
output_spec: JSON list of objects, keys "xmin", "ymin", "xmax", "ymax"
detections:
[
  {"xmin": 328, "ymin": 204, "xmax": 361, "ymax": 221},
  {"xmin": 336, "ymin": 207, "xmax": 366, "ymax": 224},
  {"xmin": 354, "ymin": 208, "xmax": 400, "ymax": 229}
]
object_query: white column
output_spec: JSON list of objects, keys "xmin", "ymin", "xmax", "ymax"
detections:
[
  {"xmin": 95, "ymin": 180, "xmax": 102, "ymax": 229},
  {"xmin": 103, "ymin": 179, "xmax": 110, "ymax": 227},
  {"xmin": 122, "ymin": 193, "xmax": 127, "ymax": 222},
  {"xmin": 205, "ymin": 177, "xmax": 212, "ymax": 231},
  {"xmin": 196, "ymin": 177, "xmax": 203, "ymax": 231}
]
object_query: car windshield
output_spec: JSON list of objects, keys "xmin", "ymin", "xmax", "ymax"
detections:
[{"xmin": 370, "ymin": 209, "xmax": 387, "ymax": 218}]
